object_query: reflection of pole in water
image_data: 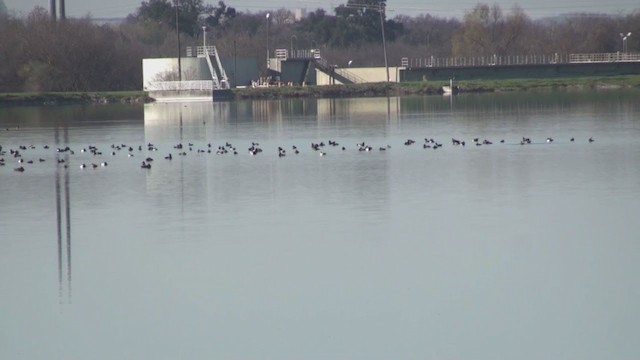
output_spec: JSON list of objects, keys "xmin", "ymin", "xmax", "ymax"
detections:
[
  {"xmin": 55, "ymin": 150, "xmax": 63, "ymax": 301},
  {"xmin": 55, "ymin": 126, "xmax": 72, "ymax": 304},
  {"xmin": 65, "ymin": 152, "xmax": 71, "ymax": 302},
  {"xmin": 179, "ymin": 110, "xmax": 185, "ymax": 218}
]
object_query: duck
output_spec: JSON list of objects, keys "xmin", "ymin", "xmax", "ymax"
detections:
[
  {"xmin": 546, "ymin": 137, "xmax": 554, "ymax": 143},
  {"xmin": 141, "ymin": 161, "xmax": 151, "ymax": 169},
  {"xmin": 589, "ymin": 137, "xmax": 595, "ymax": 143},
  {"xmin": 14, "ymin": 166, "xmax": 25, "ymax": 172},
  {"xmin": 100, "ymin": 162, "xmax": 108, "ymax": 167}
]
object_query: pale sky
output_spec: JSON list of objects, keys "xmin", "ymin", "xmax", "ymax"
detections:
[{"xmin": 4, "ymin": 0, "xmax": 639, "ymax": 19}]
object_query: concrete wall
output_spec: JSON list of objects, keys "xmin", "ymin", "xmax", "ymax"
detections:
[
  {"xmin": 142, "ymin": 58, "xmax": 210, "ymax": 90},
  {"xmin": 400, "ymin": 62, "xmax": 640, "ymax": 82},
  {"xmin": 222, "ymin": 57, "xmax": 258, "ymax": 87},
  {"xmin": 316, "ymin": 66, "xmax": 401, "ymax": 85},
  {"xmin": 142, "ymin": 57, "xmax": 258, "ymax": 89},
  {"xmin": 280, "ymin": 60, "xmax": 317, "ymax": 85}
]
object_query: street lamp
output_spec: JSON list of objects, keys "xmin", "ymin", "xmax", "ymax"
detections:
[
  {"xmin": 620, "ymin": 32, "xmax": 632, "ymax": 53},
  {"xmin": 266, "ymin": 13, "xmax": 270, "ymax": 69}
]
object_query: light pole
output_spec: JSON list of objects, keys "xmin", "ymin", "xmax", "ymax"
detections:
[
  {"xmin": 620, "ymin": 32, "xmax": 632, "ymax": 53},
  {"xmin": 202, "ymin": 26, "xmax": 207, "ymax": 49},
  {"xmin": 266, "ymin": 13, "xmax": 270, "ymax": 69}
]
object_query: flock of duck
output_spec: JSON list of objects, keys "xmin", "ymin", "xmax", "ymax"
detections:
[{"xmin": 0, "ymin": 136, "xmax": 595, "ymax": 173}]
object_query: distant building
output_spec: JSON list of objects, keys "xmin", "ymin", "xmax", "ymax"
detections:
[{"xmin": 294, "ymin": 8, "xmax": 307, "ymax": 21}]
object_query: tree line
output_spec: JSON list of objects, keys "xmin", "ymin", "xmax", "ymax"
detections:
[{"xmin": 0, "ymin": 0, "xmax": 638, "ymax": 92}]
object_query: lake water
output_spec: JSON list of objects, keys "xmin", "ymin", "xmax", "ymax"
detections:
[{"xmin": 1, "ymin": 90, "xmax": 640, "ymax": 360}]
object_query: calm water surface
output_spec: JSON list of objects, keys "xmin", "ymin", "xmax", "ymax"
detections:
[{"xmin": 1, "ymin": 90, "xmax": 640, "ymax": 359}]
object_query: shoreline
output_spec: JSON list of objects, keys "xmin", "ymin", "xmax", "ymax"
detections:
[{"xmin": 1, "ymin": 76, "xmax": 639, "ymax": 106}]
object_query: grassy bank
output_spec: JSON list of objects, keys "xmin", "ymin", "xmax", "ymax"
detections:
[
  {"xmin": 2, "ymin": 75, "xmax": 639, "ymax": 106},
  {"xmin": 232, "ymin": 75, "xmax": 640, "ymax": 99},
  {"xmin": 0, "ymin": 91, "xmax": 150, "ymax": 106}
]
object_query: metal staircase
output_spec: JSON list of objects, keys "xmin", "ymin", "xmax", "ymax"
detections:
[
  {"xmin": 199, "ymin": 46, "xmax": 230, "ymax": 90},
  {"xmin": 279, "ymin": 48, "xmax": 367, "ymax": 85},
  {"xmin": 313, "ymin": 57, "xmax": 367, "ymax": 85}
]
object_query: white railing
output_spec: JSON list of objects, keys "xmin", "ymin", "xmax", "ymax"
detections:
[
  {"xmin": 569, "ymin": 52, "xmax": 640, "ymax": 63},
  {"xmin": 184, "ymin": 45, "xmax": 230, "ymax": 89},
  {"xmin": 146, "ymin": 81, "xmax": 214, "ymax": 91},
  {"xmin": 275, "ymin": 49, "xmax": 288, "ymax": 60},
  {"xmin": 403, "ymin": 52, "xmax": 640, "ymax": 68},
  {"xmin": 404, "ymin": 54, "xmax": 567, "ymax": 68},
  {"xmin": 203, "ymin": 46, "xmax": 222, "ymax": 89},
  {"xmin": 334, "ymin": 68, "xmax": 368, "ymax": 84},
  {"xmin": 213, "ymin": 47, "xmax": 230, "ymax": 89}
]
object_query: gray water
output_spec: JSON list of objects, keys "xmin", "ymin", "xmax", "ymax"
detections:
[{"xmin": 1, "ymin": 90, "xmax": 640, "ymax": 360}]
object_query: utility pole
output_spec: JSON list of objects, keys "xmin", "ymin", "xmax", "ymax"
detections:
[
  {"xmin": 59, "ymin": 0, "xmax": 65, "ymax": 20},
  {"xmin": 346, "ymin": 1, "xmax": 389, "ymax": 82},
  {"xmin": 50, "ymin": 0, "xmax": 56, "ymax": 21},
  {"xmin": 175, "ymin": 0, "xmax": 182, "ymax": 81},
  {"xmin": 378, "ymin": 2, "xmax": 389, "ymax": 82}
]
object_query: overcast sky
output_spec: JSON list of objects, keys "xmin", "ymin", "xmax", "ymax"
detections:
[{"xmin": 5, "ymin": 0, "xmax": 639, "ymax": 19}]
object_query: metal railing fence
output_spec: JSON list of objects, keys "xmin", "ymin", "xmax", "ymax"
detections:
[
  {"xmin": 145, "ymin": 81, "xmax": 214, "ymax": 91},
  {"xmin": 401, "ymin": 52, "xmax": 640, "ymax": 68}
]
